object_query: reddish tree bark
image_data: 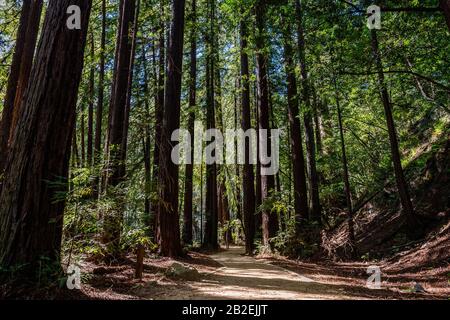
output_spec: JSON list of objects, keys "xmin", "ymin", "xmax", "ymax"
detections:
[
  {"xmin": 234, "ymin": 80, "xmax": 243, "ymax": 224},
  {"xmin": 183, "ymin": 0, "xmax": 197, "ymax": 245},
  {"xmin": 157, "ymin": 0, "xmax": 186, "ymax": 257},
  {"xmin": 215, "ymin": 38, "xmax": 230, "ymax": 247},
  {"xmin": 105, "ymin": 0, "xmax": 136, "ymax": 186},
  {"xmin": 255, "ymin": 95, "xmax": 262, "ymax": 233},
  {"xmin": 87, "ymin": 32, "xmax": 95, "ymax": 167},
  {"xmin": 95, "ymin": 0, "xmax": 107, "ymax": 159},
  {"xmin": 0, "ymin": 0, "xmax": 43, "ymax": 175},
  {"xmin": 333, "ymin": 76, "xmax": 356, "ymax": 254},
  {"xmin": 203, "ymin": 0, "xmax": 218, "ymax": 250},
  {"xmin": 102, "ymin": 0, "xmax": 137, "ymax": 255},
  {"xmin": 312, "ymin": 88, "xmax": 323, "ymax": 157},
  {"xmin": 282, "ymin": 27, "xmax": 309, "ymax": 233},
  {"xmin": 240, "ymin": 15, "xmax": 256, "ymax": 254},
  {"xmin": 80, "ymin": 108, "xmax": 86, "ymax": 166},
  {"xmin": 151, "ymin": 0, "xmax": 166, "ymax": 240},
  {"xmin": 120, "ymin": 0, "xmax": 140, "ymax": 168},
  {"xmin": 0, "ymin": 0, "xmax": 91, "ymax": 273},
  {"xmin": 255, "ymin": 0, "xmax": 277, "ymax": 246},
  {"xmin": 295, "ymin": 0, "xmax": 321, "ymax": 222},
  {"xmin": 93, "ymin": 0, "xmax": 107, "ymax": 198},
  {"xmin": 370, "ymin": 30, "xmax": 417, "ymax": 227},
  {"xmin": 142, "ymin": 43, "xmax": 153, "ymax": 237}
]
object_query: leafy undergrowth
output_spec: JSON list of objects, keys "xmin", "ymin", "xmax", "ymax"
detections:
[
  {"xmin": 0, "ymin": 251, "xmax": 221, "ymax": 300},
  {"xmin": 311, "ymin": 129, "xmax": 450, "ymax": 299},
  {"xmin": 322, "ymin": 133, "xmax": 449, "ymax": 262},
  {"xmin": 2, "ymin": 245, "xmax": 448, "ymax": 300}
]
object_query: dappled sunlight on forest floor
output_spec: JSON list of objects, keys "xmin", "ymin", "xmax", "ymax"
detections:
[{"xmin": 65, "ymin": 246, "xmax": 448, "ymax": 300}]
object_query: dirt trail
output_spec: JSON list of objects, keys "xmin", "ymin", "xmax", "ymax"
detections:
[{"xmin": 148, "ymin": 247, "xmax": 380, "ymax": 300}]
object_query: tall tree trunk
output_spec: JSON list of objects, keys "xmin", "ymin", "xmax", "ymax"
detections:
[
  {"xmin": 200, "ymin": 160, "xmax": 204, "ymax": 244},
  {"xmin": 157, "ymin": 0, "xmax": 185, "ymax": 257},
  {"xmin": 0, "ymin": 0, "xmax": 43, "ymax": 175},
  {"xmin": 215, "ymin": 41, "xmax": 230, "ymax": 247},
  {"xmin": 234, "ymin": 79, "xmax": 242, "ymax": 223},
  {"xmin": 72, "ymin": 122, "xmax": 80, "ymax": 168},
  {"xmin": 203, "ymin": 0, "xmax": 218, "ymax": 250},
  {"xmin": 295, "ymin": 0, "xmax": 321, "ymax": 222},
  {"xmin": 152, "ymin": 0, "xmax": 166, "ymax": 241},
  {"xmin": 183, "ymin": 0, "xmax": 197, "ymax": 246},
  {"xmin": 80, "ymin": 109, "xmax": 86, "ymax": 167},
  {"xmin": 94, "ymin": 0, "xmax": 107, "ymax": 197},
  {"xmin": 102, "ymin": 0, "xmax": 137, "ymax": 255},
  {"xmin": 143, "ymin": 45, "xmax": 152, "ymax": 237},
  {"xmin": 255, "ymin": 95, "xmax": 262, "ymax": 234},
  {"xmin": 268, "ymin": 83, "xmax": 281, "ymax": 195},
  {"xmin": 312, "ymin": 88, "xmax": 323, "ymax": 157},
  {"xmin": 0, "ymin": 0, "xmax": 91, "ymax": 275},
  {"xmin": 287, "ymin": 126, "xmax": 293, "ymax": 207},
  {"xmin": 95, "ymin": 0, "xmax": 107, "ymax": 159},
  {"xmin": 105, "ymin": 0, "xmax": 136, "ymax": 186},
  {"xmin": 87, "ymin": 32, "xmax": 95, "ymax": 167},
  {"xmin": 120, "ymin": 0, "xmax": 140, "ymax": 171},
  {"xmin": 282, "ymin": 27, "xmax": 309, "ymax": 234},
  {"xmin": 440, "ymin": 0, "xmax": 450, "ymax": 31},
  {"xmin": 240, "ymin": 17, "xmax": 256, "ymax": 253},
  {"xmin": 255, "ymin": 0, "xmax": 277, "ymax": 246},
  {"xmin": 370, "ymin": 30, "xmax": 417, "ymax": 228},
  {"xmin": 334, "ymin": 78, "xmax": 356, "ymax": 253}
]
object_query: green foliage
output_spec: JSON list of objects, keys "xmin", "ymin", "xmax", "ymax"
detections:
[
  {"xmin": 1, "ymin": 0, "xmax": 447, "ymax": 265},
  {"xmin": 121, "ymin": 228, "xmax": 157, "ymax": 252},
  {"xmin": 219, "ymin": 218, "xmax": 244, "ymax": 245},
  {"xmin": 0, "ymin": 255, "xmax": 64, "ymax": 287},
  {"xmin": 270, "ymin": 219, "xmax": 321, "ymax": 258}
]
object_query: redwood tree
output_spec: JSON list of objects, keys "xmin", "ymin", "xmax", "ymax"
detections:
[
  {"xmin": 102, "ymin": 0, "xmax": 137, "ymax": 254},
  {"xmin": 333, "ymin": 75, "xmax": 355, "ymax": 252},
  {"xmin": 87, "ymin": 32, "xmax": 95, "ymax": 167},
  {"xmin": 370, "ymin": 29, "xmax": 417, "ymax": 227},
  {"xmin": 157, "ymin": 0, "xmax": 186, "ymax": 257},
  {"xmin": 282, "ymin": 22, "xmax": 309, "ymax": 234},
  {"xmin": 95, "ymin": 0, "xmax": 107, "ymax": 160},
  {"xmin": 255, "ymin": 0, "xmax": 278, "ymax": 246},
  {"xmin": 151, "ymin": 0, "xmax": 166, "ymax": 240},
  {"xmin": 240, "ymin": 12, "xmax": 256, "ymax": 254},
  {"xmin": 0, "ymin": 0, "xmax": 43, "ymax": 175},
  {"xmin": 295, "ymin": 0, "xmax": 321, "ymax": 222},
  {"xmin": 0, "ymin": 0, "xmax": 91, "ymax": 274},
  {"xmin": 183, "ymin": 0, "xmax": 197, "ymax": 245},
  {"xmin": 203, "ymin": 0, "xmax": 219, "ymax": 250},
  {"xmin": 104, "ymin": 0, "xmax": 136, "ymax": 187}
]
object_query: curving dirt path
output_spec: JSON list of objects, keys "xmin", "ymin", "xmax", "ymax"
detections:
[
  {"xmin": 151, "ymin": 247, "xmax": 376, "ymax": 300},
  {"xmin": 189, "ymin": 247, "xmax": 348, "ymax": 299},
  {"xmin": 78, "ymin": 246, "xmax": 446, "ymax": 300}
]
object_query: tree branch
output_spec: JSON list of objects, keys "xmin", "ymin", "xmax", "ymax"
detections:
[
  {"xmin": 337, "ymin": 0, "xmax": 442, "ymax": 14},
  {"xmin": 340, "ymin": 70, "xmax": 450, "ymax": 93}
]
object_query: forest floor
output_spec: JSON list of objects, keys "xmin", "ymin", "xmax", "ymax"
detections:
[{"xmin": 65, "ymin": 246, "xmax": 448, "ymax": 300}]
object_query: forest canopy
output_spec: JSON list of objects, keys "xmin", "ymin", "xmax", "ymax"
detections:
[{"xmin": 0, "ymin": 0, "xmax": 448, "ymax": 299}]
